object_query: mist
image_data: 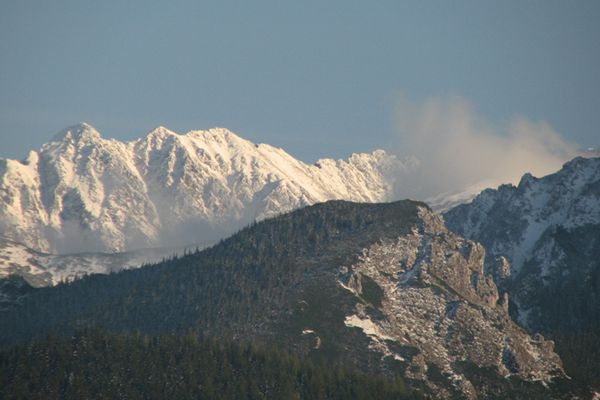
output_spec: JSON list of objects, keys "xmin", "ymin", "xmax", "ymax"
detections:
[{"xmin": 392, "ymin": 95, "xmax": 579, "ymax": 200}]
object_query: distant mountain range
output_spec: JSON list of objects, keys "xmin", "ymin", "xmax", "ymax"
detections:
[
  {"xmin": 0, "ymin": 123, "xmax": 413, "ymax": 255},
  {"xmin": 1, "ymin": 124, "xmax": 599, "ymax": 398},
  {"xmin": 1, "ymin": 125, "xmax": 597, "ymax": 302}
]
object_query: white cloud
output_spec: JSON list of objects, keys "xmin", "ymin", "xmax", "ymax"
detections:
[{"xmin": 392, "ymin": 95, "xmax": 579, "ymax": 199}]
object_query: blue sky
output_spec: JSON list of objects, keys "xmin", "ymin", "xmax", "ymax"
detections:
[{"xmin": 1, "ymin": 0, "xmax": 599, "ymax": 162}]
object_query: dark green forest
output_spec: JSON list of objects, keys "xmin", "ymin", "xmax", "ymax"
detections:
[
  {"xmin": 553, "ymin": 330, "xmax": 600, "ymax": 390},
  {"xmin": 0, "ymin": 329, "xmax": 414, "ymax": 400}
]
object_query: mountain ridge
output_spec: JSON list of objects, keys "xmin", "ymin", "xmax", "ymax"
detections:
[
  {"xmin": 1, "ymin": 199, "xmax": 568, "ymax": 399},
  {"xmin": 0, "ymin": 123, "xmax": 412, "ymax": 254},
  {"xmin": 444, "ymin": 156, "xmax": 600, "ymax": 334}
]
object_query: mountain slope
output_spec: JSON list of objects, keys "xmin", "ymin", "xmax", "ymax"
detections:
[
  {"xmin": 425, "ymin": 180, "xmax": 504, "ymax": 212},
  {"xmin": 1, "ymin": 200, "xmax": 567, "ymax": 399},
  {"xmin": 444, "ymin": 156, "xmax": 600, "ymax": 334},
  {"xmin": 0, "ymin": 123, "xmax": 411, "ymax": 254},
  {"xmin": 0, "ymin": 237, "xmax": 185, "ymax": 287}
]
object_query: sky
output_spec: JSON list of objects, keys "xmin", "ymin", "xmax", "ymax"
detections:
[{"xmin": 1, "ymin": 1, "xmax": 599, "ymax": 172}]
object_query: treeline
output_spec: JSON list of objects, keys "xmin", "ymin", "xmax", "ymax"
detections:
[{"xmin": 0, "ymin": 329, "xmax": 415, "ymax": 400}]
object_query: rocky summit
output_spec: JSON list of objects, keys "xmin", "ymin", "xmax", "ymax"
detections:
[{"xmin": 337, "ymin": 206, "xmax": 564, "ymax": 399}]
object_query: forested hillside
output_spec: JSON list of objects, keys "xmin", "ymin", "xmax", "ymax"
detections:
[
  {"xmin": 1, "ymin": 200, "xmax": 420, "ymax": 346},
  {"xmin": 0, "ymin": 329, "xmax": 413, "ymax": 400},
  {"xmin": 0, "ymin": 200, "xmax": 588, "ymax": 398}
]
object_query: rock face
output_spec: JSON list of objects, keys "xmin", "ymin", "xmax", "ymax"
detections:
[
  {"xmin": 338, "ymin": 207, "xmax": 564, "ymax": 399},
  {"xmin": 0, "ymin": 123, "xmax": 411, "ymax": 254},
  {"xmin": 444, "ymin": 157, "xmax": 600, "ymax": 333},
  {"xmin": 2, "ymin": 200, "xmax": 566, "ymax": 399}
]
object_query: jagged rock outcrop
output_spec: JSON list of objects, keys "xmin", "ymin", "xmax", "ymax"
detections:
[{"xmin": 338, "ymin": 207, "xmax": 564, "ymax": 399}]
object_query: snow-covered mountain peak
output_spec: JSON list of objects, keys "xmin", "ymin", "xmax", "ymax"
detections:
[
  {"xmin": 146, "ymin": 125, "xmax": 177, "ymax": 138},
  {"xmin": 445, "ymin": 157, "xmax": 600, "ymax": 272},
  {"xmin": 50, "ymin": 122, "xmax": 102, "ymax": 144},
  {"xmin": 0, "ymin": 124, "xmax": 414, "ymax": 254},
  {"xmin": 183, "ymin": 127, "xmax": 273, "ymax": 155},
  {"xmin": 141, "ymin": 126, "xmax": 269, "ymax": 157},
  {"xmin": 516, "ymin": 172, "xmax": 536, "ymax": 189},
  {"xmin": 546, "ymin": 155, "xmax": 598, "ymax": 180}
]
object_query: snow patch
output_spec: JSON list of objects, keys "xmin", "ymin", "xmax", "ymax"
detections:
[{"xmin": 344, "ymin": 314, "xmax": 393, "ymax": 341}]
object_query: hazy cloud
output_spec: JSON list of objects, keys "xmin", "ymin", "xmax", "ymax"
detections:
[{"xmin": 392, "ymin": 95, "xmax": 579, "ymax": 199}]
